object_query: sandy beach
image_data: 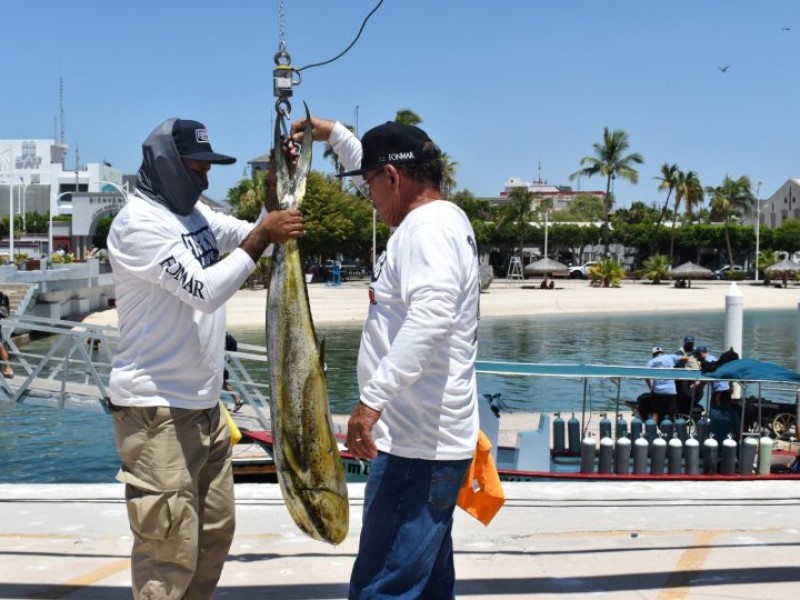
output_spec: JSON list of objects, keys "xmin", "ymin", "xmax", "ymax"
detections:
[{"xmin": 84, "ymin": 278, "xmax": 800, "ymax": 329}]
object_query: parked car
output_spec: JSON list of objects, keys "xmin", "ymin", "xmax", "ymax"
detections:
[
  {"xmin": 711, "ymin": 265, "xmax": 744, "ymax": 280},
  {"xmin": 568, "ymin": 261, "xmax": 598, "ymax": 279}
]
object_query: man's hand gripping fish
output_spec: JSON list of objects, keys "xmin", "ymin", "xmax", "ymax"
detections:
[{"xmin": 266, "ymin": 105, "xmax": 349, "ymax": 545}]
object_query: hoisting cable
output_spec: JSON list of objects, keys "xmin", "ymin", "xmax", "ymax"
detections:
[{"xmin": 272, "ymin": 0, "xmax": 385, "ymax": 127}]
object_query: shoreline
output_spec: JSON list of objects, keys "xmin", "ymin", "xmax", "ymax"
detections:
[{"xmin": 83, "ymin": 278, "xmax": 800, "ymax": 329}]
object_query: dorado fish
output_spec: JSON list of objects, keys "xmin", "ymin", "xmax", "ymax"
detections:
[{"xmin": 265, "ymin": 106, "xmax": 349, "ymax": 545}]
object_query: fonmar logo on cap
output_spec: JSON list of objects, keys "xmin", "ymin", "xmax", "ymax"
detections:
[
  {"xmin": 338, "ymin": 121, "xmax": 433, "ymax": 177},
  {"xmin": 195, "ymin": 129, "xmax": 210, "ymax": 143}
]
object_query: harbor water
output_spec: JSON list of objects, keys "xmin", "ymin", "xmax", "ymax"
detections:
[{"xmin": 1, "ymin": 309, "xmax": 796, "ymax": 483}]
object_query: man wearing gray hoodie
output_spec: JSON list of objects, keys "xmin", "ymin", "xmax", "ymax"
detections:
[{"xmin": 108, "ymin": 118, "xmax": 303, "ymax": 599}]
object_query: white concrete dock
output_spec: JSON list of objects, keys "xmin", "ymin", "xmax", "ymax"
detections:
[{"xmin": 2, "ymin": 480, "xmax": 800, "ymax": 599}]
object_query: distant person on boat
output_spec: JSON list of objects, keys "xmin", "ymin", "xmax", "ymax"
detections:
[
  {"xmin": 644, "ymin": 346, "xmax": 688, "ymax": 421},
  {"xmin": 695, "ymin": 346, "xmax": 739, "ymax": 439},
  {"xmin": 106, "ymin": 118, "xmax": 304, "ymax": 599},
  {"xmin": 675, "ymin": 334, "xmax": 702, "ymax": 418},
  {"xmin": 292, "ymin": 116, "xmax": 480, "ymax": 599}
]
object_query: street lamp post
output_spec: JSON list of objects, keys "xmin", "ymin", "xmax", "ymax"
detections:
[
  {"xmin": 755, "ymin": 180, "xmax": 762, "ymax": 282},
  {"xmin": 8, "ymin": 176, "xmax": 14, "ymax": 260},
  {"xmin": 19, "ymin": 177, "xmax": 27, "ymax": 233}
]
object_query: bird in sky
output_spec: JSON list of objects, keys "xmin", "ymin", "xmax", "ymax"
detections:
[
  {"xmin": 718, "ymin": 65, "xmax": 730, "ymax": 73},
  {"xmin": 781, "ymin": 27, "xmax": 792, "ymax": 31}
]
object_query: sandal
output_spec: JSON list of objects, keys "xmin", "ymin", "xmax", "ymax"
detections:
[{"xmin": 3, "ymin": 369, "xmax": 13, "ymax": 379}]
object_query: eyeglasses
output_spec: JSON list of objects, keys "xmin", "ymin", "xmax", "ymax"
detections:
[{"xmin": 357, "ymin": 168, "xmax": 385, "ymax": 198}]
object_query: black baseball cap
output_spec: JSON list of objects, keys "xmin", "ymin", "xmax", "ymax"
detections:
[
  {"xmin": 338, "ymin": 121, "xmax": 433, "ymax": 177},
  {"xmin": 172, "ymin": 119, "xmax": 236, "ymax": 165}
]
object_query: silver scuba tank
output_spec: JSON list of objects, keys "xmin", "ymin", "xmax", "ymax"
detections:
[
  {"xmin": 684, "ymin": 435, "xmax": 700, "ymax": 475},
  {"xmin": 580, "ymin": 433, "xmax": 596, "ymax": 474},
  {"xmin": 720, "ymin": 435, "xmax": 737, "ymax": 475},
  {"xmin": 650, "ymin": 435, "xmax": 667, "ymax": 475},
  {"xmin": 667, "ymin": 434, "xmax": 683, "ymax": 475}
]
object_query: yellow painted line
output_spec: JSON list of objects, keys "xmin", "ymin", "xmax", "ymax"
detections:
[
  {"xmin": 65, "ymin": 558, "xmax": 130, "ymax": 587},
  {"xmin": 10, "ymin": 559, "xmax": 130, "ymax": 600},
  {"xmin": 657, "ymin": 530, "xmax": 716, "ymax": 600}
]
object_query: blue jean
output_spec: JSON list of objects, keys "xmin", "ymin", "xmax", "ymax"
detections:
[{"xmin": 349, "ymin": 452, "xmax": 471, "ymax": 600}]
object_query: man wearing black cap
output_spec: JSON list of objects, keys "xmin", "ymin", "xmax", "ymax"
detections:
[
  {"xmin": 107, "ymin": 118, "xmax": 304, "ymax": 599},
  {"xmin": 292, "ymin": 116, "xmax": 480, "ymax": 598}
]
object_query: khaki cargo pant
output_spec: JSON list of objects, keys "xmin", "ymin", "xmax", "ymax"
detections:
[{"xmin": 111, "ymin": 402, "xmax": 235, "ymax": 600}]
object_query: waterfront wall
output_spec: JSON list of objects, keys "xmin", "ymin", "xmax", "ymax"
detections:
[{"xmin": 0, "ymin": 260, "xmax": 114, "ymax": 320}]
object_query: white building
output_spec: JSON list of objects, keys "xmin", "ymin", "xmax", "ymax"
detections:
[
  {"xmin": 0, "ymin": 138, "xmax": 126, "ymax": 259},
  {"xmin": 493, "ymin": 177, "xmax": 604, "ymax": 212},
  {"xmin": 759, "ymin": 179, "xmax": 800, "ymax": 228}
]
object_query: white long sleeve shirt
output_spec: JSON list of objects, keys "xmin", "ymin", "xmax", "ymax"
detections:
[
  {"xmin": 108, "ymin": 191, "xmax": 257, "ymax": 409},
  {"xmin": 329, "ymin": 122, "xmax": 480, "ymax": 460}
]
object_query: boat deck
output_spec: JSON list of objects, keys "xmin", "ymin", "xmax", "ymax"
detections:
[{"xmin": 3, "ymin": 480, "xmax": 800, "ymax": 599}]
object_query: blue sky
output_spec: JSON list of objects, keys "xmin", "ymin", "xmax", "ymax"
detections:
[{"xmin": 3, "ymin": 0, "xmax": 800, "ymax": 207}]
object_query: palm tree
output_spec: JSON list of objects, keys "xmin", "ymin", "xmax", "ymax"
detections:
[
  {"xmin": 440, "ymin": 152, "xmax": 458, "ymax": 198},
  {"xmin": 706, "ymin": 175, "xmax": 756, "ymax": 266},
  {"xmin": 641, "ymin": 254, "xmax": 671, "ymax": 284},
  {"xmin": 653, "ymin": 163, "xmax": 679, "ymax": 254},
  {"xmin": 669, "ymin": 169, "xmax": 703, "ymax": 263},
  {"xmin": 394, "ymin": 109, "xmax": 422, "ymax": 126},
  {"xmin": 587, "ymin": 259, "xmax": 625, "ymax": 287},
  {"xmin": 499, "ymin": 187, "xmax": 535, "ymax": 257},
  {"xmin": 570, "ymin": 127, "xmax": 644, "ymax": 256},
  {"xmin": 679, "ymin": 170, "xmax": 704, "ymax": 220}
]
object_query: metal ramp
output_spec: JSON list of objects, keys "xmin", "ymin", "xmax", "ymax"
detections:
[{"xmin": 0, "ymin": 314, "xmax": 273, "ymax": 433}]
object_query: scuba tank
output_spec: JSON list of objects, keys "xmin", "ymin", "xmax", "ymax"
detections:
[
  {"xmin": 644, "ymin": 417, "xmax": 658, "ymax": 446},
  {"xmin": 758, "ymin": 433, "xmax": 773, "ymax": 476},
  {"xmin": 668, "ymin": 433, "xmax": 683, "ymax": 475},
  {"xmin": 580, "ymin": 433, "xmax": 596, "ymax": 474},
  {"xmin": 703, "ymin": 434, "xmax": 719, "ymax": 475},
  {"xmin": 567, "ymin": 413, "xmax": 581, "ymax": 454},
  {"xmin": 615, "ymin": 413, "xmax": 628, "ymax": 440},
  {"xmin": 659, "ymin": 416, "xmax": 673, "ymax": 441},
  {"xmin": 650, "ymin": 435, "xmax": 667, "ymax": 475},
  {"xmin": 739, "ymin": 435, "xmax": 758, "ymax": 476},
  {"xmin": 696, "ymin": 412, "xmax": 711, "ymax": 447},
  {"xmin": 633, "ymin": 434, "xmax": 649, "ymax": 474},
  {"xmin": 614, "ymin": 435, "xmax": 631, "ymax": 475},
  {"xmin": 598, "ymin": 435, "xmax": 614, "ymax": 475},
  {"xmin": 599, "ymin": 413, "xmax": 612, "ymax": 440},
  {"xmin": 674, "ymin": 416, "xmax": 688, "ymax": 444},
  {"xmin": 684, "ymin": 435, "xmax": 700, "ymax": 475},
  {"xmin": 720, "ymin": 435, "xmax": 737, "ymax": 475},
  {"xmin": 630, "ymin": 412, "xmax": 643, "ymax": 443},
  {"xmin": 552, "ymin": 412, "xmax": 566, "ymax": 454}
]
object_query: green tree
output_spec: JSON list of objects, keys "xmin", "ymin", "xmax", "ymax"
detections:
[
  {"xmin": 570, "ymin": 127, "xmax": 644, "ymax": 255},
  {"xmin": 498, "ymin": 187, "xmax": 535, "ymax": 255},
  {"xmin": 654, "ymin": 163, "xmax": 679, "ymax": 255},
  {"xmin": 588, "ymin": 259, "xmax": 624, "ymax": 287},
  {"xmin": 394, "ymin": 109, "xmax": 422, "ymax": 126},
  {"xmin": 772, "ymin": 219, "xmax": 800, "ymax": 254},
  {"xmin": 707, "ymin": 175, "xmax": 756, "ymax": 266},
  {"xmin": 227, "ymin": 170, "xmax": 268, "ymax": 222},
  {"xmin": 641, "ymin": 254, "xmax": 671, "ymax": 284},
  {"xmin": 561, "ymin": 193, "xmax": 605, "ymax": 222},
  {"xmin": 440, "ymin": 152, "xmax": 458, "ymax": 198},
  {"xmin": 670, "ymin": 170, "xmax": 703, "ymax": 263}
]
